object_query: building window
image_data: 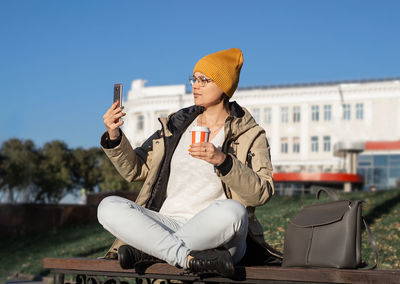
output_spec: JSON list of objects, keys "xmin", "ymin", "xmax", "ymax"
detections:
[
  {"xmin": 356, "ymin": 103, "xmax": 364, "ymax": 120},
  {"xmin": 323, "ymin": 136, "xmax": 331, "ymax": 152},
  {"xmin": 357, "ymin": 154, "xmax": 400, "ymax": 190},
  {"xmin": 343, "ymin": 104, "xmax": 351, "ymax": 120},
  {"xmin": 281, "ymin": 107, "xmax": 288, "ymax": 123},
  {"xmin": 311, "ymin": 136, "xmax": 319, "ymax": 152},
  {"xmin": 324, "ymin": 105, "xmax": 331, "ymax": 121},
  {"xmin": 293, "ymin": 137, "xmax": 300, "ymax": 153},
  {"xmin": 137, "ymin": 115, "xmax": 144, "ymax": 130},
  {"xmin": 281, "ymin": 138, "xmax": 288, "ymax": 154},
  {"xmin": 293, "ymin": 106, "xmax": 301, "ymax": 123},
  {"xmin": 311, "ymin": 105, "xmax": 319, "ymax": 121},
  {"xmin": 252, "ymin": 108, "xmax": 260, "ymax": 123},
  {"xmin": 264, "ymin": 108, "xmax": 271, "ymax": 124}
]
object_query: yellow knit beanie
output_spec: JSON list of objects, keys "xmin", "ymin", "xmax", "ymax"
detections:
[{"xmin": 193, "ymin": 48, "xmax": 243, "ymax": 98}]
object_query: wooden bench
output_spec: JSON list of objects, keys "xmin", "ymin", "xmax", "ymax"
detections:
[{"xmin": 42, "ymin": 258, "xmax": 400, "ymax": 284}]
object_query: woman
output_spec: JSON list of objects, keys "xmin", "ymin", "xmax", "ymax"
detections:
[{"xmin": 98, "ymin": 48, "xmax": 281, "ymax": 277}]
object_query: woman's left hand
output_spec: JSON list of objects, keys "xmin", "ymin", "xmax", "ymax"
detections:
[{"xmin": 189, "ymin": 142, "xmax": 226, "ymax": 166}]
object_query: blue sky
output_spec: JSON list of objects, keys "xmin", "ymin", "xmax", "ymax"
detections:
[{"xmin": 1, "ymin": 0, "xmax": 399, "ymax": 149}]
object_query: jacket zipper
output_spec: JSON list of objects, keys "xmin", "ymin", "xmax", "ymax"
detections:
[{"xmin": 145, "ymin": 118, "xmax": 167, "ymax": 209}]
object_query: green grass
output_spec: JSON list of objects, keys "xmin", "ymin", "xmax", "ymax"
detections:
[
  {"xmin": 0, "ymin": 222, "xmax": 115, "ymax": 282},
  {"xmin": 1, "ymin": 189, "xmax": 399, "ymax": 282}
]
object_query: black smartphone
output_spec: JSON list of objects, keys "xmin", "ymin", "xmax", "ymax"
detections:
[{"xmin": 113, "ymin": 83, "xmax": 123, "ymax": 108}]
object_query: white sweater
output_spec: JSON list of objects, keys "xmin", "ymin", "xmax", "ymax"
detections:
[{"xmin": 159, "ymin": 118, "xmax": 227, "ymax": 221}]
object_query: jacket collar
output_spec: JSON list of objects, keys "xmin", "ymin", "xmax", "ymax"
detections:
[
  {"xmin": 227, "ymin": 101, "xmax": 258, "ymax": 139},
  {"xmin": 159, "ymin": 105, "xmax": 204, "ymax": 136},
  {"xmin": 159, "ymin": 101, "xmax": 257, "ymax": 138}
]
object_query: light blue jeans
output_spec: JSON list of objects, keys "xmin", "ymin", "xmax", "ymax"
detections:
[{"xmin": 97, "ymin": 196, "xmax": 248, "ymax": 268}]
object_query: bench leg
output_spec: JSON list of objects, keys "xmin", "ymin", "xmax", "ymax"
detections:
[{"xmin": 54, "ymin": 273, "xmax": 64, "ymax": 284}]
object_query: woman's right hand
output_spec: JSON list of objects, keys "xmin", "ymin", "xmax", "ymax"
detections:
[{"xmin": 103, "ymin": 100, "xmax": 126, "ymax": 140}]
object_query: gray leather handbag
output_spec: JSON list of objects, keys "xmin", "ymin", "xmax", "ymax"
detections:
[{"xmin": 283, "ymin": 188, "xmax": 379, "ymax": 269}]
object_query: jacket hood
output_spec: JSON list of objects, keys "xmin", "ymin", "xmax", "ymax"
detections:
[
  {"xmin": 227, "ymin": 101, "xmax": 258, "ymax": 140},
  {"xmin": 166, "ymin": 105, "xmax": 205, "ymax": 135}
]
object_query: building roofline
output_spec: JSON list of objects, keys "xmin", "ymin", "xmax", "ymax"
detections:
[{"xmin": 238, "ymin": 77, "xmax": 400, "ymax": 91}]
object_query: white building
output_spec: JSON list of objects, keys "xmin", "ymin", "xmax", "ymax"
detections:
[{"xmin": 122, "ymin": 78, "xmax": 400, "ymax": 192}]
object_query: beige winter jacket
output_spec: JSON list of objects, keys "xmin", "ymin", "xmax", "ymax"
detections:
[{"xmin": 101, "ymin": 102, "xmax": 282, "ymax": 263}]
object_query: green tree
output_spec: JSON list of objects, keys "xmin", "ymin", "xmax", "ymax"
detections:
[
  {"xmin": 71, "ymin": 147, "xmax": 103, "ymax": 192},
  {"xmin": 33, "ymin": 140, "xmax": 74, "ymax": 203},
  {"xmin": 0, "ymin": 138, "xmax": 38, "ymax": 203}
]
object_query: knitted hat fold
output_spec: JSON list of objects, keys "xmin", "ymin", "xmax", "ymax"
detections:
[{"xmin": 193, "ymin": 48, "xmax": 243, "ymax": 98}]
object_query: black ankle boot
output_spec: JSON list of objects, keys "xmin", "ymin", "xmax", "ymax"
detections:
[
  {"xmin": 118, "ymin": 245, "xmax": 163, "ymax": 269},
  {"xmin": 187, "ymin": 247, "xmax": 235, "ymax": 278}
]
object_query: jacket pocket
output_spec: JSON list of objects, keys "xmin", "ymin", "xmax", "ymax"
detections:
[{"xmin": 247, "ymin": 150, "xmax": 272, "ymax": 173}]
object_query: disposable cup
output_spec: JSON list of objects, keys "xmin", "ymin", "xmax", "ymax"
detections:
[{"xmin": 191, "ymin": 126, "xmax": 210, "ymax": 144}]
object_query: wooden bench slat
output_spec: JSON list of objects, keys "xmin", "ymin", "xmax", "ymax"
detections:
[
  {"xmin": 242, "ymin": 266, "xmax": 400, "ymax": 283},
  {"xmin": 42, "ymin": 258, "xmax": 400, "ymax": 284}
]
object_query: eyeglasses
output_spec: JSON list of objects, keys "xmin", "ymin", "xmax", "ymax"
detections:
[{"xmin": 189, "ymin": 75, "xmax": 213, "ymax": 87}]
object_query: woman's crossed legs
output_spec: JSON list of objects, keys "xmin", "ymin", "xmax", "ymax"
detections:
[{"xmin": 98, "ymin": 196, "xmax": 248, "ymax": 268}]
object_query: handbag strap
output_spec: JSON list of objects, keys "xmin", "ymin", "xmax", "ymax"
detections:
[
  {"xmin": 316, "ymin": 188, "xmax": 339, "ymax": 201},
  {"xmin": 361, "ymin": 217, "xmax": 379, "ymax": 269}
]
